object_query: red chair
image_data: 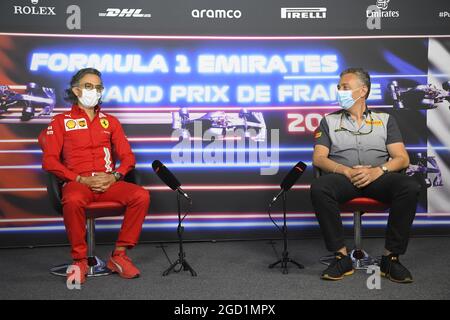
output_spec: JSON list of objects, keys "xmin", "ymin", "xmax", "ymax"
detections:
[
  {"xmin": 338, "ymin": 198, "xmax": 389, "ymax": 269},
  {"xmin": 314, "ymin": 167, "xmax": 389, "ymax": 269},
  {"xmin": 47, "ymin": 170, "xmax": 141, "ymax": 277}
]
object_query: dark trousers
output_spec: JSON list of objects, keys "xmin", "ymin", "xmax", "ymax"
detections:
[{"xmin": 310, "ymin": 172, "xmax": 421, "ymax": 255}]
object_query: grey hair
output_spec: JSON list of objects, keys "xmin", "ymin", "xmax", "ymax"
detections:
[
  {"xmin": 340, "ymin": 67, "xmax": 371, "ymax": 99},
  {"xmin": 64, "ymin": 68, "xmax": 102, "ymax": 104}
]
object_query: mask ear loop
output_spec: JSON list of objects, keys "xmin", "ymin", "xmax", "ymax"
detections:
[
  {"xmin": 352, "ymin": 95, "xmax": 363, "ymax": 104},
  {"xmin": 359, "ymin": 85, "xmax": 368, "ymax": 101},
  {"xmin": 355, "ymin": 83, "xmax": 368, "ymax": 103}
]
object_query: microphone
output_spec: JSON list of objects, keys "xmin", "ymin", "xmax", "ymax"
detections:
[
  {"xmin": 152, "ymin": 160, "xmax": 191, "ymax": 202},
  {"xmin": 270, "ymin": 161, "xmax": 307, "ymax": 204}
]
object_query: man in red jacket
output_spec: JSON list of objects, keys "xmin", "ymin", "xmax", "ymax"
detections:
[{"xmin": 39, "ymin": 68, "xmax": 150, "ymax": 284}]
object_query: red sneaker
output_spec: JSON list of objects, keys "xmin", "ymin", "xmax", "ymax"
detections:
[
  {"xmin": 67, "ymin": 258, "xmax": 88, "ymax": 284},
  {"xmin": 107, "ymin": 250, "xmax": 140, "ymax": 279}
]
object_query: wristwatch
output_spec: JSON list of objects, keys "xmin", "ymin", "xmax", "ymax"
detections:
[
  {"xmin": 380, "ymin": 166, "xmax": 389, "ymax": 174},
  {"xmin": 112, "ymin": 171, "xmax": 123, "ymax": 181}
]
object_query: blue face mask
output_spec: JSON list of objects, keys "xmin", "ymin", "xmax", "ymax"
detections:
[{"xmin": 336, "ymin": 88, "xmax": 363, "ymax": 110}]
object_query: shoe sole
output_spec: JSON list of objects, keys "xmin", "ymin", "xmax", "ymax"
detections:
[
  {"xmin": 380, "ymin": 272, "xmax": 413, "ymax": 284},
  {"xmin": 107, "ymin": 260, "xmax": 140, "ymax": 279},
  {"xmin": 321, "ymin": 269, "xmax": 355, "ymax": 281}
]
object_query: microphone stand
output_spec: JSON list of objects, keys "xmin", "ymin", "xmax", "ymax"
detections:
[
  {"xmin": 268, "ymin": 191, "xmax": 304, "ymax": 274},
  {"xmin": 162, "ymin": 192, "xmax": 197, "ymax": 277}
]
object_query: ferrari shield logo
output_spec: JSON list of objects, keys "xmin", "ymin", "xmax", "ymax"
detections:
[{"xmin": 100, "ymin": 119, "xmax": 109, "ymax": 129}]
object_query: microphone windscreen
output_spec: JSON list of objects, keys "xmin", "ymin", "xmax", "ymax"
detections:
[
  {"xmin": 152, "ymin": 160, "xmax": 181, "ymax": 191},
  {"xmin": 280, "ymin": 161, "xmax": 307, "ymax": 191}
]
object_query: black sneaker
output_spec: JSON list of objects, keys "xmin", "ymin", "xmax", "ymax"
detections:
[
  {"xmin": 321, "ymin": 252, "xmax": 354, "ymax": 281},
  {"xmin": 380, "ymin": 254, "xmax": 413, "ymax": 284}
]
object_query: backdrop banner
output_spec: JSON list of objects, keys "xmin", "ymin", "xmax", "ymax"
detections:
[{"xmin": 0, "ymin": 0, "xmax": 449, "ymax": 246}]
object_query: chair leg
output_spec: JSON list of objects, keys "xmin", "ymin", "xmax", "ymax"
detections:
[
  {"xmin": 85, "ymin": 217, "xmax": 111, "ymax": 277},
  {"xmin": 86, "ymin": 217, "xmax": 96, "ymax": 273},
  {"xmin": 353, "ymin": 211, "xmax": 364, "ymax": 257},
  {"xmin": 50, "ymin": 218, "xmax": 112, "ymax": 277},
  {"xmin": 350, "ymin": 211, "xmax": 378, "ymax": 269}
]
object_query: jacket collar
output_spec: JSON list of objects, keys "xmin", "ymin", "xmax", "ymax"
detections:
[
  {"xmin": 343, "ymin": 105, "xmax": 370, "ymax": 118},
  {"xmin": 70, "ymin": 104, "xmax": 100, "ymax": 117}
]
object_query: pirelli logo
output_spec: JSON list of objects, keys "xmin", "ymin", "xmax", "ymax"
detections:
[
  {"xmin": 365, "ymin": 120, "xmax": 383, "ymax": 126},
  {"xmin": 281, "ymin": 8, "xmax": 327, "ymax": 19}
]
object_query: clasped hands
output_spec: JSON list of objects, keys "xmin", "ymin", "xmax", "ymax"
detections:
[
  {"xmin": 78, "ymin": 172, "xmax": 116, "ymax": 193},
  {"xmin": 343, "ymin": 165, "xmax": 383, "ymax": 188}
]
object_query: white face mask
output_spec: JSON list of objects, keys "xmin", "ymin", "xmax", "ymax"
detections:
[{"xmin": 78, "ymin": 89, "xmax": 101, "ymax": 108}]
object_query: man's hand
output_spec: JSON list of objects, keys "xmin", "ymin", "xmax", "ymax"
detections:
[
  {"xmin": 342, "ymin": 165, "xmax": 370, "ymax": 181},
  {"xmin": 79, "ymin": 172, "xmax": 116, "ymax": 193},
  {"xmin": 78, "ymin": 176, "xmax": 97, "ymax": 188},
  {"xmin": 343, "ymin": 167, "xmax": 359, "ymax": 181},
  {"xmin": 349, "ymin": 166, "xmax": 383, "ymax": 188},
  {"xmin": 90, "ymin": 172, "xmax": 116, "ymax": 193}
]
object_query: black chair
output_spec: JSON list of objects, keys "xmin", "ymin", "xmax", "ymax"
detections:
[{"xmin": 47, "ymin": 170, "xmax": 142, "ymax": 277}]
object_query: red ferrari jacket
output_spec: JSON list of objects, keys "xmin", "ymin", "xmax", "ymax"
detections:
[{"xmin": 39, "ymin": 104, "xmax": 135, "ymax": 181}]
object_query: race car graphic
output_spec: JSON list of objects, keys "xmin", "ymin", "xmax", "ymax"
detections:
[
  {"xmin": 0, "ymin": 82, "xmax": 56, "ymax": 121},
  {"xmin": 172, "ymin": 108, "xmax": 267, "ymax": 141},
  {"xmin": 407, "ymin": 153, "xmax": 443, "ymax": 188},
  {"xmin": 389, "ymin": 80, "xmax": 450, "ymax": 110}
]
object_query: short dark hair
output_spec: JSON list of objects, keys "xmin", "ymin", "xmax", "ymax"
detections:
[
  {"xmin": 64, "ymin": 68, "xmax": 102, "ymax": 104},
  {"xmin": 340, "ymin": 67, "xmax": 371, "ymax": 99}
]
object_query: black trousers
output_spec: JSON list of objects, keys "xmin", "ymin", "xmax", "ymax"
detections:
[{"xmin": 310, "ymin": 172, "xmax": 421, "ymax": 255}]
